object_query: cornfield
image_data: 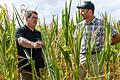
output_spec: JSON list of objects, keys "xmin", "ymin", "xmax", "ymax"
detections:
[{"xmin": 0, "ymin": 0, "xmax": 120, "ymax": 80}]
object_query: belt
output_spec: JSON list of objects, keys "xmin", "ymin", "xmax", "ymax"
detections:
[{"xmin": 81, "ymin": 51, "xmax": 100, "ymax": 54}]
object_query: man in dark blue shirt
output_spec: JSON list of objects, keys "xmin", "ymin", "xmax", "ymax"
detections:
[{"xmin": 16, "ymin": 10, "xmax": 45, "ymax": 80}]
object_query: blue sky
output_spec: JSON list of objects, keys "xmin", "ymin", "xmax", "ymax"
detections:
[{"xmin": 0, "ymin": 0, "xmax": 120, "ymax": 25}]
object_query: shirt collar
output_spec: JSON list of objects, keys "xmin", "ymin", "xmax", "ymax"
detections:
[
  {"xmin": 85, "ymin": 16, "xmax": 96, "ymax": 25},
  {"xmin": 25, "ymin": 25, "xmax": 36, "ymax": 32}
]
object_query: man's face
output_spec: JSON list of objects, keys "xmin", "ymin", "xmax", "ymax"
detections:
[
  {"xmin": 80, "ymin": 9, "xmax": 89, "ymax": 19},
  {"xmin": 27, "ymin": 13, "xmax": 38, "ymax": 28}
]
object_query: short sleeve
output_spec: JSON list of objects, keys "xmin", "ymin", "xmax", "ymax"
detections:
[
  {"xmin": 112, "ymin": 28, "xmax": 117, "ymax": 37},
  {"xmin": 73, "ymin": 28, "xmax": 77, "ymax": 39},
  {"xmin": 15, "ymin": 28, "xmax": 23, "ymax": 39},
  {"xmin": 107, "ymin": 23, "xmax": 117, "ymax": 37},
  {"xmin": 73, "ymin": 22, "xmax": 84, "ymax": 39}
]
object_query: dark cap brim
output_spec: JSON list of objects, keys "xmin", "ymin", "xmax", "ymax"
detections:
[
  {"xmin": 77, "ymin": 6, "xmax": 85, "ymax": 9},
  {"xmin": 77, "ymin": 6, "xmax": 95, "ymax": 10}
]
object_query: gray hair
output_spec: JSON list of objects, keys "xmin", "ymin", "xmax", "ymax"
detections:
[{"xmin": 25, "ymin": 10, "xmax": 38, "ymax": 19}]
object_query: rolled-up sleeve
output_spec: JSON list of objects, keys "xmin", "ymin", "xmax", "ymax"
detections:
[
  {"xmin": 112, "ymin": 28, "xmax": 117, "ymax": 37},
  {"xmin": 15, "ymin": 28, "xmax": 23, "ymax": 40}
]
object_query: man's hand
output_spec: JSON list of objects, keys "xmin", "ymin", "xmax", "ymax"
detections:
[{"xmin": 33, "ymin": 41, "xmax": 44, "ymax": 48}]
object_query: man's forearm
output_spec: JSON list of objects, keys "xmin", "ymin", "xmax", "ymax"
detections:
[
  {"xmin": 18, "ymin": 37, "xmax": 35, "ymax": 48},
  {"xmin": 111, "ymin": 33, "xmax": 120, "ymax": 45}
]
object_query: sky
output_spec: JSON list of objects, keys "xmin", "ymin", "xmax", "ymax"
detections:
[{"xmin": 0, "ymin": 0, "xmax": 120, "ymax": 25}]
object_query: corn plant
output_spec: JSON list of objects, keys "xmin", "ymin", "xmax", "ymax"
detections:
[
  {"xmin": 0, "ymin": 5, "xmax": 18, "ymax": 80},
  {"xmin": 0, "ymin": 0, "xmax": 120, "ymax": 80}
]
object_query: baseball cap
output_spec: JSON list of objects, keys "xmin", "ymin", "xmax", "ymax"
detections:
[{"xmin": 77, "ymin": 1, "xmax": 95, "ymax": 10}]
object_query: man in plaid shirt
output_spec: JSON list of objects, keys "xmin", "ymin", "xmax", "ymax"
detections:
[{"xmin": 74, "ymin": 1, "xmax": 120, "ymax": 79}]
